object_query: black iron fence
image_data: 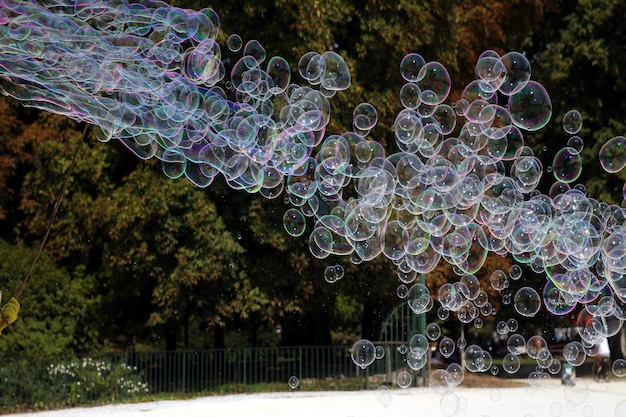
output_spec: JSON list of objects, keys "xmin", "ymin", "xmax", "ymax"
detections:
[{"xmin": 1, "ymin": 344, "xmax": 425, "ymax": 414}]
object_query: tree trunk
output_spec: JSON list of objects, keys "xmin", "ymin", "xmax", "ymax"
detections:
[
  {"xmin": 214, "ymin": 324, "xmax": 225, "ymax": 349},
  {"xmin": 165, "ymin": 324, "xmax": 177, "ymax": 351}
]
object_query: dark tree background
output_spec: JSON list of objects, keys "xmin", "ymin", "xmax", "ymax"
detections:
[{"xmin": 0, "ymin": 0, "xmax": 624, "ymax": 356}]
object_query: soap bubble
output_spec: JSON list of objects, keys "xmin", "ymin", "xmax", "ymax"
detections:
[
  {"xmin": 502, "ymin": 353, "xmax": 521, "ymax": 374},
  {"xmin": 400, "ymin": 53, "xmax": 426, "ymax": 82},
  {"xmin": 375, "ymin": 385, "xmax": 392, "ymax": 408},
  {"xmin": 397, "ymin": 370, "xmax": 413, "ymax": 388},
  {"xmin": 375, "ymin": 345, "xmax": 385, "ymax": 359},
  {"xmin": 552, "ymin": 147, "xmax": 582, "ymax": 183},
  {"xmin": 283, "ymin": 208, "xmax": 306, "ymax": 237},
  {"xmin": 439, "ymin": 337, "xmax": 456, "ymax": 358},
  {"xmin": 612, "ymin": 358, "xmax": 626, "ymax": 377},
  {"xmin": 550, "ymin": 401, "xmax": 564, "ymax": 417},
  {"xmin": 353, "ymin": 102, "xmax": 378, "ymax": 131},
  {"xmin": 509, "ymin": 81, "xmax": 552, "ymax": 131},
  {"xmin": 599, "ymin": 136, "xmax": 626, "ymax": 173},
  {"xmin": 288, "ymin": 375, "xmax": 299, "ymax": 389},
  {"xmin": 514, "ymin": 287, "xmax": 541, "ymax": 317},
  {"xmin": 227, "ymin": 34, "xmax": 243, "ymax": 52},
  {"xmin": 499, "ymin": 52, "xmax": 531, "ymax": 96},
  {"xmin": 351, "ymin": 339, "xmax": 376, "ymax": 369},
  {"xmin": 562, "ymin": 110, "xmax": 583, "ymax": 134},
  {"xmin": 563, "ymin": 341, "xmax": 586, "ymax": 366},
  {"xmin": 426, "ymin": 322, "xmax": 441, "ymax": 340},
  {"xmin": 440, "ymin": 391, "xmax": 460, "ymax": 417}
]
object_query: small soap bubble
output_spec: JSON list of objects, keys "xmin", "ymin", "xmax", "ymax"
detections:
[
  {"xmin": 288, "ymin": 375, "xmax": 299, "ymax": 390},
  {"xmin": 489, "ymin": 388, "xmax": 501, "ymax": 401},
  {"xmin": 426, "ymin": 322, "xmax": 441, "ymax": 340},
  {"xmin": 612, "ymin": 358, "xmax": 626, "ymax": 377},
  {"xmin": 514, "ymin": 287, "xmax": 541, "ymax": 317},
  {"xmin": 457, "ymin": 337, "xmax": 466, "ymax": 349},
  {"xmin": 351, "ymin": 339, "xmax": 376, "ymax": 369},
  {"xmin": 599, "ymin": 136, "xmax": 626, "ymax": 173},
  {"xmin": 397, "ymin": 370, "xmax": 413, "ymax": 388},
  {"xmin": 375, "ymin": 385, "xmax": 392, "ymax": 409},
  {"xmin": 509, "ymin": 265, "xmax": 522, "ymax": 280},
  {"xmin": 226, "ymin": 33, "xmax": 242, "ymax": 52},
  {"xmin": 562, "ymin": 110, "xmax": 583, "ymax": 134},
  {"xmin": 375, "ymin": 345, "xmax": 385, "ymax": 359}
]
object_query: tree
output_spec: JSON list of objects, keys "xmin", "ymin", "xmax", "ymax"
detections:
[
  {"xmin": 529, "ymin": 0, "xmax": 626, "ymax": 204},
  {"xmin": 0, "ymin": 240, "xmax": 94, "ymax": 357}
]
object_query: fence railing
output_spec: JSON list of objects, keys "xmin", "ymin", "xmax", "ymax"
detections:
[{"xmin": 0, "ymin": 344, "xmax": 428, "ymax": 414}]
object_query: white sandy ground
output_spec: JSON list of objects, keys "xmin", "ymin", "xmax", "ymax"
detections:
[{"xmin": 9, "ymin": 379, "xmax": 626, "ymax": 417}]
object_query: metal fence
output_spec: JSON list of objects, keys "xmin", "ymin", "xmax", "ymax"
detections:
[{"xmin": 0, "ymin": 344, "xmax": 427, "ymax": 414}]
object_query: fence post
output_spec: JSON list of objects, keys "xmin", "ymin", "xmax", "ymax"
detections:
[
  {"xmin": 243, "ymin": 349, "xmax": 246, "ymax": 392},
  {"xmin": 182, "ymin": 351, "xmax": 186, "ymax": 394},
  {"xmin": 298, "ymin": 347, "xmax": 303, "ymax": 389}
]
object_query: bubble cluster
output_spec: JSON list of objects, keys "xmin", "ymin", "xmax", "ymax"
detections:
[{"xmin": 1, "ymin": 2, "xmax": 626, "ymax": 412}]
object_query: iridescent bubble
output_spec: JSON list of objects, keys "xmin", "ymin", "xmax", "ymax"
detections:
[
  {"xmin": 399, "ymin": 82, "xmax": 422, "ymax": 109},
  {"xmin": 226, "ymin": 33, "xmax": 243, "ymax": 52},
  {"xmin": 562, "ymin": 109, "xmax": 583, "ymax": 134},
  {"xmin": 323, "ymin": 265, "xmax": 339, "ymax": 283},
  {"xmin": 417, "ymin": 62, "xmax": 451, "ymax": 105},
  {"xmin": 288, "ymin": 375, "xmax": 299, "ymax": 389},
  {"xmin": 548, "ymin": 359, "xmax": 562, "ymax": 375},
  {"xmin": 407, "ymin": 351, "xmax": 427, "ymax": 370},
  {"xmin": 320, "ymin": 51, "xmax": 351, "ymax": 92},
  {"xmin": 443, "ymin": 364, "xmax": 463, "ymax": 390},
  {"xmin": 509, "ymin": 265, "xmax": 523, "ymax": 280},
  {"xmin": 409, "ymin": 333, "xmax": 429, "ymax": 358},
  {"xmin": 400, "ymin": 53, "xmax": 426, "ymax": 82},
  {"xmin": 508, "ymin": 81, "xmax": 552, "ymax": 131},
  {"xmin": 514, "ymin": 287, "xmax": 541, "ymax": 317},
  {"xmin": 266, "ymin": 56, "xmax": 291, "ymax": 94},
  {"xmin": 499, "ymin": 52, "xmax": 531, "ymax": 96},
  {"xmin": 283, "ymin": 208, "xmax": 306, "ymax": 237},
  {"xmin": 351, "ymin": 339, "xmax": 376, "ymax": 369},
  {"xmin": 490, "ymin": 270, "xmax": 509, "ymax": 291},
  {"xmin": 552, "ymin": 147, "xmax": 582, "ymax": 183},
  {"xmin": 464, "ymin": 344, "xmax": 492, "ymax": 372},
  {"xmin": 567, "ymin": 135, "xmax": 584, "ymax": 154},
  {"xmin": 353, "ymin": 102, "xmax": 378, "ymax": 131},
  {"xmin": 599, "ymin": 136, "xmax": 626, "ymax": 173},
  {"xmin": 543, "ymin": 280, "xmax": 576, "ymax": 315},
  {"xmin": 526, "ymin": 335, "xmax": 548, "ymax": 359}
]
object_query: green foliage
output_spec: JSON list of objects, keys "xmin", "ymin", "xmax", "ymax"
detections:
[
  {"xmin": 0, "ymin": 355, "xmax": 149, "ymax": 412},
  {"xmin": 0, "ymin": 240, "xmax": 94, "ymax": 357},
  {"xmin": 530, "ymin": 0, "xmax": 626, "ymax": 204}
]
